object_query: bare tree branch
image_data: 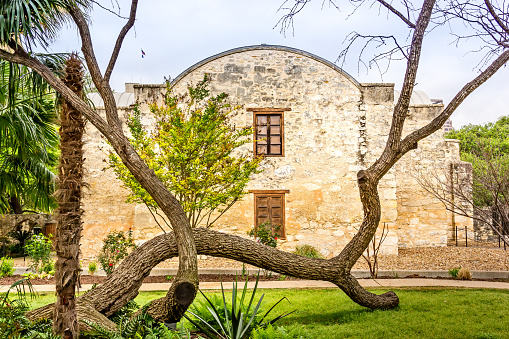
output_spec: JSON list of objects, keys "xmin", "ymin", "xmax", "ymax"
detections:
[
  {"xmin": 376, "ymin": 0, "xmax": 416, "ymax": 28},
  {"xmin": 104, "ymin": 0, "xmax": 138, "ymax": 83},
  {"xmin": 434, "ymin": 0, "xmax": 509, "ymax": 66},
  {"xmin": 400, "ymin": 49, "xmax": 509, "ymax": 154},
  {"xmin": 366, "ymin": 0, "xmax": 436, "ymax": 180},
  {"xmin": 484, "ymin": 0, "xmax": 509, "ymax": 35},
  {"xmin": 338, "ymin": 32, "xmax": 410, "ymax": 77},
  {"xmin": 67, "ymin": 6, "xmax": 123, "ymax": 130},
  {"xmin": 415, "ymin": 160, "xmax": 509, "ymax": 247},
  {"xmin": 90, "ymin": 0, "xmax": 130, "ymax": 19}
]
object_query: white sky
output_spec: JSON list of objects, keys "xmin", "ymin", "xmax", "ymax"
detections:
[{"xmin": 47, "ymin": 0, "xmax": 509, "ymax": 129}]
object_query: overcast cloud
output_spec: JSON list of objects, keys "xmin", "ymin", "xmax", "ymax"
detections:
[{"xmin": 47, "ymin": 0, "xmax": 509, "ymax": 128}]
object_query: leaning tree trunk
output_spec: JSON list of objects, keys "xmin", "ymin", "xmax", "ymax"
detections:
[
  {"xmin": 53, "ymin": 54, "xmax": 86, "ymax": 339},
  {"xmin": 27, "ymin": 227, "xmax": 399, "ymax": 331}
]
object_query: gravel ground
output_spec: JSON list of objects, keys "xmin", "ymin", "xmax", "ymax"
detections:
[
  {"xmin": 153, "ymin": 246, "xmax": 509, "ymax": 272},
  {"xmin": 13, "ymin": 246, "xmax": 508, "ymax": 272},
  {"xmin": 353, "ymin": 246, "xmax": 509, "ymax": 271}
]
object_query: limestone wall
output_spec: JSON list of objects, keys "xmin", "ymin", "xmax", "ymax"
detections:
[
  {"xmin": 0, "ymin": 213, "xmax": 55, "ymax": 238},
  {"xmin": 393, "ymin": 107, "xmax": 473, "ymax": 248},
  {"xmin": 133, "ymin": 47, "xmax": 399, "ymax": 256},
  {"xmin": 79, "ymin": 45, "xmax": 469, "ymax": 260},
  {"xmin": 80, "ymin": 107, "xmax": 136, "ymax": 259}
]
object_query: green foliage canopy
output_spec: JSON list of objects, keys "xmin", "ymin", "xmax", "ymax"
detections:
[
  {"xmin": 0, "ymin": 59, "xmax": 61, "ymax": 214},
  {"xmin": 109, "ymin": 77, "xmax": 262, "ymax": 228},
  {"xmin": 0, "ymin": 0, "xmax": 90, "ymax": 50},
  {"xmin": 446, "ymin": 116, "xmax": 509, "ymax": 206},
  {"xmin": 446, "ymin": 116, "xmax": 509, "ymax": 155}
]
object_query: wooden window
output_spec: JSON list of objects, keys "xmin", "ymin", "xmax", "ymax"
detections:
[
  {"xmin": 255, "ymin": 114, "xmax": 282, "ymax": 156},
  {"xmin": 248, "ymin": 108, "xmax": 290, "ymax": 157},
  {"xmin": 251, "ymin": 190, "xmax": 289, "ymax": 238}
]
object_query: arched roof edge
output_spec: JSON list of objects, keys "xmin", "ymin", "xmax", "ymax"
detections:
[{"xmin": 170, "ymin": 45, "xmax": 361, "ymax": 89}]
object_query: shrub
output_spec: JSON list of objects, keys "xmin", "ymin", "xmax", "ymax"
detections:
[
  {"xmin": 0, "ymin": 257, "xmax": 14, "ymax": 277},
  {"xmin": 84, "ymin": 304, "xmax": 200, "ymax": 339},
  {"xmin": 8, "ymin": 229, "xmax": 32, "ymax": 256},
  {"xmin": 24, "ymin": 233, "xmax": 53, "ymax": 274},
  {"xmin": 293, "ymin": 244, "xmax": 324, "ymax": 259},
  {"xmin": 458, "ymin": 267, "xmax": 472, "ymax": 280},
  {"xmin": 88, "ymin": 261, "xmax": 98, "ymax": 276},
  {"xmin": 248, "ymin": 221, "xmax": 281, "ymax": 248},
  {"xmin": 98, "ymin": 229, "xmax": 137, "ymax": 275},
  {"xmin": 0, "ymin": 278, "xmax": 57, "ymax": 338},
  {"xmin": 448, "ymin": 267, "xmax": 461, "ymax": 278},
  {"xmin": 185, "ymin": 274, "xmax": 295, "ymax": 339},
  {"xmin": 41, "ymin": 260, "xmax": 55, "ymax": 274}
]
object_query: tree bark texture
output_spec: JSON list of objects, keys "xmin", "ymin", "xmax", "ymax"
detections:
[
  {"xmin": 8, "ymin": 196, "xmax": 23, "ymax": 214},
  {"xmin": 53, "ymin": 55, "xmax": 85, "ymax": 339},
  {"xmin": 27, "ymin": 227, "xmax": 399, "ymax": 330}
]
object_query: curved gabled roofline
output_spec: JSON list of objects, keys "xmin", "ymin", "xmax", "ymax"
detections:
[{"xmin": 170, "ymin": 44, "xmax": 361, "ymax": 89}]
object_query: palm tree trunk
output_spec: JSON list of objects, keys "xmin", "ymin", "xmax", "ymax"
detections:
[
  {"xmin": 53, "ymin": 54, "xmax": 85, "ymax": 339},
  {"xmin": 8, "ymin": 196, "xmax": 23, "ymax": 214}
]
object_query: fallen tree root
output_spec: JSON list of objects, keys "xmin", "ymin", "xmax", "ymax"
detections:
[{"xmin": 27, "ymin": 228, "xmax": 399, "ymax": 329}]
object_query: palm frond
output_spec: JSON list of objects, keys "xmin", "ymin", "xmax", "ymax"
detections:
[
  {"xmin": 0, "ymin": 0, "xmax": 90, "ymax": 50},
  {"xmin": 0, "ymin": 59, "xmax": 58, "ymax": 214}
]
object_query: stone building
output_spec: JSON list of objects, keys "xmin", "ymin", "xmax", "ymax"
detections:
[{"xmin": 81, "ymin": 45, "xmax": 471, "ymax": 260}]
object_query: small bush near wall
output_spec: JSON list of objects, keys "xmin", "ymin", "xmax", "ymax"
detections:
[
  {"xmin": 294, "ymin": 244, "xmax": 324, "ymax": 259},
  {"xmin": 448, "ymin": 267, "xmax": 461, "ymax": 278},
  {"xmin": 248, "ymin": 221, "xmax": 281, "ymax": 248},
  {"xmin": 98, "ymin": 229, "xmax": 137, "ymax": 275},
  {"xmin": 24, "ymin": 234, "xmax": 53, "ymax": 274},
  {"xmin": 458, "ymin": 267, "xmax": 472, "ymax": 280},
  {"xmin": 0, "ymin": 257, "xmax": 14, "ymax": 277}
]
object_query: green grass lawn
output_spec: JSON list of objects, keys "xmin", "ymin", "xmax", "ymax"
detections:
[{"xmin": 29, "ymin": 288, "xmax": 509, "ymax": 339}]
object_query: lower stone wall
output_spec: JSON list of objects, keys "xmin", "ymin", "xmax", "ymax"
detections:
[
  {"xmin": 0, "ymin": 214, "xmax": 55, "ymax": 237},
  {"xmin": 473, "ymin": 207, "xmax": 509, "ymax": 243},
  {"xmin": 395, "ymin": 138, "xmax": 473, "ymax": 248}
]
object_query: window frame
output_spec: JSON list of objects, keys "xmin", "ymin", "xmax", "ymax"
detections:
[
  {"xmin": 248, "ymin": 108, "xmax": 291, "ymax": 157},
  {"xmin": 250, "ymin": 189, "xmax": 290, "ymax": 239}
]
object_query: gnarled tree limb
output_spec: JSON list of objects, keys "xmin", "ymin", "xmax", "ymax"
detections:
[{"xmin": 27, "ymin": 227, "xmax": 399, "ymax": 330}]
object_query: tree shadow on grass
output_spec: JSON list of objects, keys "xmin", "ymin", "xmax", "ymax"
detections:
[{"xmin": 279, "ymin": 306, "xmax": 399, "ymax": 326}]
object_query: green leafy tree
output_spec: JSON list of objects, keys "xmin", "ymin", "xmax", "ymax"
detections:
[
  {"xmin": 446, "ymin": 117, "xmax": 509, "ymax": 157},
  {"xmin": 0, "ymin": 59, "xmax": 61, "ymax": 214},
  {"xmin": 109, "ymin": 77, "xmax": 262, "ymax": 229},
  {"xmin": 0, "ymin": 0, "xmax": 81, "ymax": 214},
  {"xmin": 416, "ymin": 116, "xmax": 509, "ymax": 247},
  {"xmin": 446, "ymin": 116, "xmax": 509, "ymax": 207}
]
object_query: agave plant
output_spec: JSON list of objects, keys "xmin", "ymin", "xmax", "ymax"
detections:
[{"xmin": 185, "ymin": 274, "xmax": 295, "ymax": 339}]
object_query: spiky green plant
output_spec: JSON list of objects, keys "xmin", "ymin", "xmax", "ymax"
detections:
[{"xmin": 185, "ymin": 274, "xmax": 295, "ymax": 339}]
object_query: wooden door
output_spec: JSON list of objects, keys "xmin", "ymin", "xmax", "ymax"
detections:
[{"xmin": 255, "ymin": 193, "xmax": 285, "ymax": 238}]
